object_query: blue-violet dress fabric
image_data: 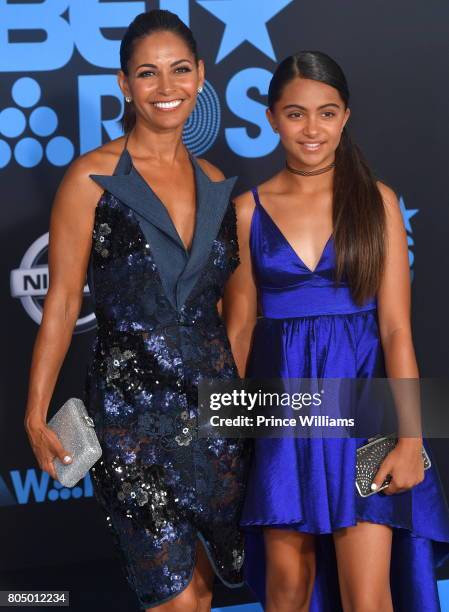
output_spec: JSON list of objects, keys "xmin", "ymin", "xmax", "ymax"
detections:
[{"xmin": 241, "ymin": 186, "xmax": 449, "ymax": 611}]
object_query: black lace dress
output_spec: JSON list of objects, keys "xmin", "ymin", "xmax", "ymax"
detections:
[{"xmin": 84, "ymin": 147, "xmax": 249, "ymax": 609}]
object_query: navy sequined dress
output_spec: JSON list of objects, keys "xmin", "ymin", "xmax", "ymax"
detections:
[{"xmin": 83, "ymin": 146, "xmax": 249, "ymax": 609}]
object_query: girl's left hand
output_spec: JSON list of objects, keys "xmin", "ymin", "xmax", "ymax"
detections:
[{"xmin": 371, "ymin": 439, "xmax": 425, "ymax": 495}]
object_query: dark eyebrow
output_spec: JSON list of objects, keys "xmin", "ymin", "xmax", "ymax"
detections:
[
  {"xmin": 282, "ymin": 103, "xmax": 341, "ymax": 111},
  {"xmin": 135, "ymin": 59, "xmax": 193, "ymax": 70}
]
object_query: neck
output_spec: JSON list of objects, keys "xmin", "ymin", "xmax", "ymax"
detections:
[
  {"xmin": 283, "ymin": 153, "xmax": 335, "ymax": 194},
  {"xmin": 283, "ymin": 163, "xmax": 334, "ymax": 195},
  {"xmin": 127, "ymin": 120, "xmax": 188, "ymax": 166}
]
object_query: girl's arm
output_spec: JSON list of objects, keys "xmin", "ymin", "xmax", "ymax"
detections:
[
  {"xmin": 222, "ymin": 192, "xmax": 258, "ymax": 378},
  {"xmin": 372, "ymin": 181, "xmax": 424, "ymax": 494}
]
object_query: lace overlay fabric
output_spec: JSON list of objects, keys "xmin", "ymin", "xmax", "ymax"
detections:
[{"xmin": 85, "ymin": 191, "xmax": 249, "ymax": 608}]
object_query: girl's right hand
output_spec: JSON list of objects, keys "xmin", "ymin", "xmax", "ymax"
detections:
[{"xmin": 25, "ymin": 420, "xmax": 72, "ymax": 481}]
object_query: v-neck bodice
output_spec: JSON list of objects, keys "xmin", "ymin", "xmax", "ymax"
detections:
[
  {"xmin": 129, "ymin": 153, "xmax": 197, "ymax": 254},
  {"xmin": 249, "ymin": 186, "xmax": 377, "ymax": 319},
  {"xmin": 89, "ymin": 146, "xmax": 237, "ymax": 312}
]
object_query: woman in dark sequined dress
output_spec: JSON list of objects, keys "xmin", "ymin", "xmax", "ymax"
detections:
[{"xmin": 24, "ymin": 10, "xmax": 249, "ymax": 611}]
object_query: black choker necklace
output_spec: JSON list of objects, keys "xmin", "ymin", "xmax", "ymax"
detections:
[{"xmin": 286, "ymin": 160, "xmax": 335, "ymax": 177}]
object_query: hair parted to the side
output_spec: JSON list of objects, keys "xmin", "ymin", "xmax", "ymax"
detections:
[
  {"xmin": 268, "ymin": 51, "xmax": 386, "ymax": 306},
  {"xmin": 120, "ymin": 10, "xmax": 199, "ymax": 133}
]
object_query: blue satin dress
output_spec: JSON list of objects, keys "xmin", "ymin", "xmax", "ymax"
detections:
[{"xmin": 241, "ymin": 186, "xmax": 449, "ymax": 611}]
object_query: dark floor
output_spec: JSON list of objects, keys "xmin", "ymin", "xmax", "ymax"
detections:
[{"xmin": 0, "ymin": 559, "xmax": 257, "ymax": 611}]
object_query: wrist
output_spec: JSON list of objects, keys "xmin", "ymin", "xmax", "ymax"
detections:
[
  {"xmin": 396, "ymin": 436, "xmax": 423, "ymax": 449},
  {"xmin": 24, "ymin": 414, "xmax": 47, "ymax": 431}
]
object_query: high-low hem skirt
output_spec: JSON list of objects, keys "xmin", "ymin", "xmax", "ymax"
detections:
[{"xmin": 241, "ymin": 312, "xmax": 449, "ymax": 611}]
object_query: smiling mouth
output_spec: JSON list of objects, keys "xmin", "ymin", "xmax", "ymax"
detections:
[
  {"xmin": 152, "ymin": 99, "xmax": 184, "ymax": 110},
  {"xmin": 300, "ymin": 142, "xmax": 325, "ymax": 151}
]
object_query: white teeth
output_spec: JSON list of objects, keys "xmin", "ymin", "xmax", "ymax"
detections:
[
  {"xmin": 153, "ymin": 100, "xmax": 182, "ymax": 109},
  {"xmin": 303, "ymin": 143, "xmax": 321, "ymax": 149}
]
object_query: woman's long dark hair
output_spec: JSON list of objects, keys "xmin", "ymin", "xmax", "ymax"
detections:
[
  {"xmin": 120, "ymin": 10, "xmax": 199, "ymax": 133},
  {"xmin": 268, "ymin": 51, "xmax": 386, "ymax": 305}
]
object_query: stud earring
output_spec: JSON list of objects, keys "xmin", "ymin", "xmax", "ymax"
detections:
[
  {"xmin": 197, "ymin": 86, "xmax": 203, "ymax": 94},
  {"xmin": 125, "ymin": 96, "xmax": 132, "ymax": 103}
]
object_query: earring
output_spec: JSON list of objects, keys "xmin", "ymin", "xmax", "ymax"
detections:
[
  {"xmin": 197, "ymin": 86, "xmax": 203, "ymax": 94},
  {"xmin": 125, "ymin": 96, "xmax": 132, "ymax": 103}
]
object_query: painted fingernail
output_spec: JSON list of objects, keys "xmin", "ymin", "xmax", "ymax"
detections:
[
  {"xmin": 63, "ymin": 455, "xmax": 72, "ymax": 463},
  {"xmin": 371, "ymin": 483, "xmax": 378, "ymax": 491}
]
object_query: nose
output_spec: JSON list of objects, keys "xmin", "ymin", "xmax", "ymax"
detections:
[
  {"xmin": 303, "ymin": 114, "xmax": 319, "ymax": 138},
  {"xmin": 157, "ymin": 71, "xmax": 175, "ymax": 95}
]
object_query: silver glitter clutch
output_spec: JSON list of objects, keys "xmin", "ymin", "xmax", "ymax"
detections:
[
  {"xmin": 47, "ymin": 398, "xmax": 102, "ymax": 488},
  {"xmin": 356, "ymin": 433, "xmax": 431, "ymax": 497}
]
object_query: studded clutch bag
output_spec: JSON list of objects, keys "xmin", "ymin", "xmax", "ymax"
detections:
[
  {"xmin": 47, "ymin": 398, "xmax": 102, "ymax": 488},
  {"xmin": 355, "ymin": 433, "xmax": 431, "ymax": 497}
]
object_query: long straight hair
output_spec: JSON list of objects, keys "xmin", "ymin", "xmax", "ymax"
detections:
[
  {"xmin": 119, "ymin": 10, "xmax": 199, "ymax": 134},
  {"xmin": 268, "ymin": 51, "xmax": 386, "ymax": 305}
]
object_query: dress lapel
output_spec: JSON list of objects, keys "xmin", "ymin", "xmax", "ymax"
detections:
[
  {"xmin": 90, "ymin": 147, "xmax": 237, "ymax": 312},
  {"xmin": 176, "ymin": 157, "xmax": 237, "ymax": 309},
  {"xmin": 90, "ymin": 150, "xmax": 185, "ymax": 249}
]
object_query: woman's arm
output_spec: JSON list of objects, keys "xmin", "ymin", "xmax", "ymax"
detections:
[
  {"xmin": 222, "ymin": 192, "xmax": 258, "ymax": 378},
  {"xmin": 372, "ymin": 181, "xmax": 424, "ymax": 494},
  {"xmin": 24, "ymin": 154, "xmax": 104, "ymax": 479}
]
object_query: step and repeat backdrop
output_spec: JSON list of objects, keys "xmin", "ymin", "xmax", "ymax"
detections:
[{"xmin": 1, "ymin": 0, "xmax": 449, "ymax": 598}]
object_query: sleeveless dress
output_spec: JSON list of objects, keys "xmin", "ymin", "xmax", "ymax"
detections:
[
  {"xmin": 241, "ymin": 186, "xmax": 449, "ymax": 611},
  {"xmin": 83, "ymin": 146, "xmax": 250, "ymax": 609}
]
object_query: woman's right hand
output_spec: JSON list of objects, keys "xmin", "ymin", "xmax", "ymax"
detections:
[{"xmin": 25, "ymin": 419, "xmax": 72, "ymax": 481}]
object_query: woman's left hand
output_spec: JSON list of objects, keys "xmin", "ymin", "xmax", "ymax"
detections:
[{"xmin": 371, "ymin": 438, "xmax": 425, "ymax": 495}]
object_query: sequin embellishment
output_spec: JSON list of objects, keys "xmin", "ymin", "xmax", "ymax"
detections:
[{"xmin": 85, "ymin": 195, "xmax": 249, "ymax": 609}]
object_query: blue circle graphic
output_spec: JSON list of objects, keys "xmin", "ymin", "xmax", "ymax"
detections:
[
  {"xmin": 12, "ymin": 77, "xmax": 41, "ymax": 108},
  {"xmin": 0, "ymin": 140, "xmax": 12, "ymax": 168},
  {"xmin": 46, "ymin": 136, "xmax": 74, "ymax": 166},
  {"xmin": 0, "ymin": 107, "xmax": 26, "ymax": 138},
  {"xmin": 59, "ymin": 488, "xmax": 71, "ymax": 500},
  {"xmin": 71, "ymin": 487, "xmax": 83, "ymax": 498},
  {"xmin": 183, "ymin": 81, "xmax": 221, "ymax": 156},
  {"xmin": 47, "ymin": 489, "xmax": 59, "ymax": 501},
  {"xmin": 29, "ymin": 106, "xmax": 58, "ymax": 137},
  {"xmin": 14, "ymin": 138, "xmax": 43, "ymax": 167}
]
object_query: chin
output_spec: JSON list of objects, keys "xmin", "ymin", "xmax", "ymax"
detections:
[
  {"xmin": 148, "ymin": 114, "xmax": 188, "ymax": 130},
  {"xmin": 294, "ymin": 156, "xmax": 328, "ymax": 169}
]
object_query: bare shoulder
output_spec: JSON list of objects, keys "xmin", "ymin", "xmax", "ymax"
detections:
[
  {"xmin": 376, "ymin": 181, "xmax": 405, "ymax": 237},
  {"xmin": 377, "ymin": 180, "xmax": 399, "ymax": 210},
  {"xmin": 50, "ymin": 138, "xmax": 124, "ymax": 215},
  {"xmin": 64, "ymin": 137, "xmax": 125, "ymax": 184},
  {"xmin": 196, "ymin": 157, "xmax": 226, "ymax": 182},
  {"xmin": 232, "ymin": 189, "xmax": 257, "ymax": 237},
  {"xmin": 233, "ymin": 189, "xmax": 255, "ymax": 214}
]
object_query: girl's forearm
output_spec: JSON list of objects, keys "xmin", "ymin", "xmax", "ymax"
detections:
[{"xmin": 382, "ymin": 328, "xmax": 422, "ymax": 440}]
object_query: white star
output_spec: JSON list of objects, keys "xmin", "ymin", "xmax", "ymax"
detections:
[{"xmin": 197, "ymin": 0, "xmax": 293, "ymax": 63}]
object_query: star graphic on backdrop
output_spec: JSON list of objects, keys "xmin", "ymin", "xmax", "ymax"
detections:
[
  {"xmin": 399, "ymin": 196, "xmax": 418, "ymax": 233},
  {"xmin": 197, "ymin": 0, "xmax": 293, "ymax": 63}
]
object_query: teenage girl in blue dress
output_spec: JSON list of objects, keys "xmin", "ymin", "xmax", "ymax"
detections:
[{"xmin": 224, "ymin": 51, "xmax": 449, "ymax": 611}]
